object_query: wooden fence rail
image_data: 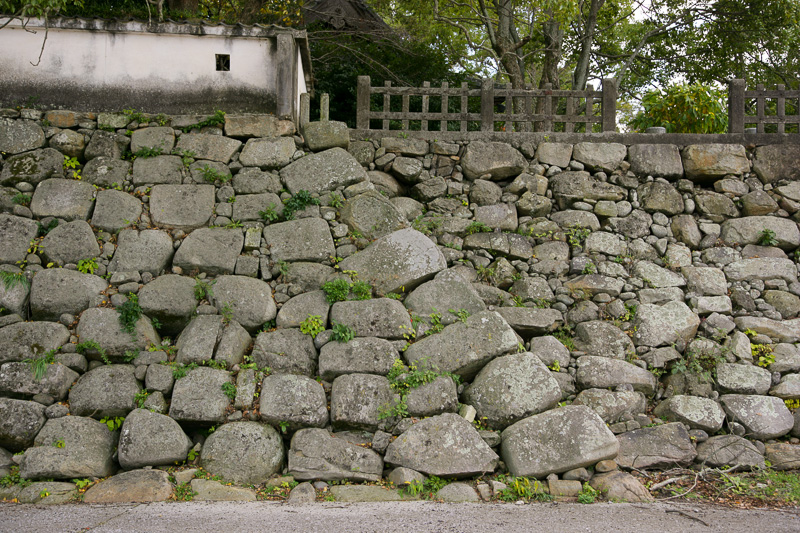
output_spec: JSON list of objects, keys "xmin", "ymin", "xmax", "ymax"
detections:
[{"xmin": 356, "ymin": 76, "xmax": 799, "ymax": 134}]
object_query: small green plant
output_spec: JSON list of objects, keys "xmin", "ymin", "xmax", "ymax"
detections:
[
  {"xmin": 199, "ymin": 165, "xmax": 231, "ymax": 184},
  {"xmin": 171, "ymin": 149, "xmax": 196, "ymax": 168},
  {"xmin": 63, "ymin": 155, "xmax": 81, "ymax": 179},
  {"xmin": 23, "ymin": 348, "xmax": 57, "ymax": 381},
  {"xmin": 76, "ymin": 339, "xmax": 111, "ymax": 365},
  {"xmin": 76, "ymin": 257, "xmax": 98, "ymax": 275},
  {"xmin": 99, "ymin": 416, "xmax": 125, "ymax": 431},
  {"xmin": 73, "ymin": 478, "xmax": 92, "ymax": 490},
  {"xmin": 181, "ymin": 110, "xmax": 226, "ymax": 133},
  {"xmin": 465, "ymin": 221, "xmax": 492, "ymax": 235},
  {"xmin": 548, "ymin": 360, "xmax": 561, "ymax": 372},
  {"xmin": 174, "ymin": 482, "xmax": 197, "ymax": 501},
  {"xmin": 497, "ymin": 477, "xmax": 552, "ymax": 502},
  {"xmin": 52, "ymin": 438, "xmax": 65, "ymax": 448},
  {"xmin": 671, "ymin": 346, "xmax": 727, "ymax": 383},
  {"xmin": 0, "ymin": 271, "xmax": 30, "ymax": 291},
  {"xmin": 511, "ymin": 294, "xmax": 525, "ymax": 308},
  {"xmin": 37, "ymin": 219, "xmax": 58, "ymax": 237},
  {"xmin": 350, "ymin": 280, "xmax": 373, "ymax": 300},
  {"xmin": 329, "ymin": 192, "xmax": 344, "ymax": 209},
  {"xmin": 577, "ymin": 483, "xmax": 599, "ymax": 504},
  {"xmin": 200, "ymin": 357, "xmax": 229, "ymax": 369},
  {"xmin": 283, "ymin": 190, "xmax": 320, "ymax": 220},
  {"xmin": 380, "ymin": 359, "xmax": 460, "ymax": 420},
  {"xmin": 450, "ymin": 308, "xmax": 470, "ymax": 323},
  {"xmin": 11, "ymin": 193, "xmax": 31, "ymax": 206},
  {"xmin": 331, "ymin": 321, "xmax": 356, "ymax": 343},
  {"xmin": 753, "ymin": 343, "xmax": 775, "ymax": 368},
  {"xmin": 321, "ymin": 278, "xmax": 373, "ymax": 303},
  {"xmin": 123, "ymin": 108, "xmax": 148, "ymax": 123},
  {"xmin": 221, "ymin": 382, "xmax": 237, "ymax": 401},
  {"xmin": 132, "ymin": 146, "xmax": 163, "ymax": 159},
  {"xmin": 476, "ymin": 264, "xmax": 496, "ymax": 283},
  {"xmin": 553, "ymin": 325, "xmax": 575, "ymax": 351},
  {"xmin": 193, "ymin": 277, "xmax": 215, "ymax": 301},
  {"xmin": 757, "ymin": 228, "xmax": 778, "ymax": 246},
  {"xmin": 581, "ymin": 263, "xmax": 596, "ymax": 275},
  {"xmin": 117, "ymin": 293, "xmax": 143, "ymax": 335},
  {"xmin": 565, "ymin": 226, "xmax": 590, "ymax": 247},
  {"xmin": 168, "ymin": 362, "xmax": 199, "ymax": 380},
  {"xmin": 1, "ymin": 466, "xmax": 31, "ymax": 489},
  {"xmin": 220, "ymin": 302, "xmax": 234, "ymax": 324},
  {"xmin": 277, "ymin": 421, "xmax": 290, "ymax": 434},
  {"xmin": 427, "ymin": 309, "xmax": 445, "ymax": 335},
  {"xmin": 134, "ymin": 390, "xmax": 149, "ymax": 408},
  {"xmin": 300, "ymin": 315, "xmax": 325, "ymax": 338},
  {"xmin": 259, "ymin": 203, "xmax": 280, "ymax": 223}
]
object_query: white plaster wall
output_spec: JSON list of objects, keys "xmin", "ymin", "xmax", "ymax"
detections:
[
  {"xmin": 296, "ymin": 47, "xmax": 307, "ymax": 112},
  {"xmin": 1, "ymin": 25, "xmax": 276, "ymax": 93}
]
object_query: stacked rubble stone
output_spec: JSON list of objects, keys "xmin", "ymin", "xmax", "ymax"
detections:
[{"xmin": 1, "ymin": 108, "xmax": 799, "ymax": 503}]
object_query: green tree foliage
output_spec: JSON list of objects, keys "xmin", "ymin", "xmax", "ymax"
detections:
[{"xmin": 628, "ymin": 84, "xmax": 728, "ymax": 133}]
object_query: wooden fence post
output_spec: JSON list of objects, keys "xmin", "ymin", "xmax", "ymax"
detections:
[
  {"xmin": 728, "ymin": 79, "xmax": 745, "ymax": 134},
  {"xmin": 481, "ymin": 79, "xmax": 494, "ymax": 132},
  {"xmin": 356, "ymin": 76, "xmax": 371, "ymax": 129},
  {"xmin": 320, "ymin": 93, "xmax": 330, "ymax": 121},
  {"xmin": 299, "ymin": 93, "xmax": 310, "ymax": 129},
  {"xmin": 602, "ymin": 78, "xmax": 617, "ymax": 132}
]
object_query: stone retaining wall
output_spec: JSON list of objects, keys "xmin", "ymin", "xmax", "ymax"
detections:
[{"xmin": 1, "ymin": 110, "xmax": 799, "ymax": 504}]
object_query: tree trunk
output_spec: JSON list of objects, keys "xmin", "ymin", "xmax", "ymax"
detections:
[
  {"xmin": 539, "ymin": 17, "xmax": 563, "ymax": 89},
  {"xmin": 573, "ymin": 0, "xmax": 605, "ymax": 90}
]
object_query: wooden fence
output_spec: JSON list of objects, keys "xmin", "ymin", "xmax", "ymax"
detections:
[{"xmin": 355, "ymin": 76, "xmax": 800, "ymax": 134}]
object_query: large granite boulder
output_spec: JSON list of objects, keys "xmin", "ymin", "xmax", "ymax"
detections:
[
  {"xmin": 168, "ymin": 367, "xmax": 232, "ymax": 424},
  {"xmin": 0, "ymin": 148, "xmax": 63, "ymax": 186},
  {"xmin": 0, "ymin": 321, "xmax": 69, "ymax": 364},
  {"xmin": 20, "ymin": 416, "xmax": 116, "ymax": 480},
  {"xmin": 328, "ymin": 299, "xmax": 411, "ymax": 339},
  {"xmin": 384, "ymin": 413, "xmax": 499, "ymax": 478},
  {"xmin": 137, "ymin": 275, "xmax": 197, "ymax": 335},
  {"xmin": 288, "ymin": 428, "xmax": 383, "ymax": 482},
  {"xmin": 0, "ymin": 398, "xmax": 46, "ymax": 451},
  {"xmin": 682, "ymin": 144, "xmax": 749, "ymax": 183},
  {"xmin": 403, "ymin": 310, "xmax": 518, "ymax": 380},
  {"xmin": 69, "ymin": 365, "xmax": 141, "ymax": 418},
  {"xmin": 148, "ymin": 184, "xmax": 215, "ymax": 230},
  {"xmin": 720, "ymin": 216, "xmax": 800, "ymax": 251},
  {"xmin": 653, "ymin": 395, "xmax": 726, "ymax": 433},
  {"xmin": 259, "ymin": 374, "xmax": 329, "ymax": 431},
  {"xmin": 39, "ymin": 220, "xmax": 100, "ymax": 267},
  {"xmin": 210, "ymin": 275, "xmax": 276, "ymax": 332},
  {"xmin": 501, "ymin": 405, "xmax": 618, "ymax": 478},
  {"xmin": 201, "ymin": 421, "xmax": 284, "ymax": 484},
  {"xmin": 616, "ymin": 422, "xmax": 697, "ymax": 470},
  {"xmin": 330, "ymin": 373, "xmax": 397, "ymax": 431},
  {"xmin": 0, "ymin": 214, "xmax": 38, "ymax": 265},
  {"xmin": 280, "ymin": 147, "xmax": 367, "ymax": 194},
  {"xmin": 262, "ymin": 218, "xmax": 335, "ymax": 263},
  {"xmin": 238, "ymin": 137, "xmax": 296, "ymax": 168},
  {"xmin": 29, "ymin": 269, "xmax": 106, "ymax": 321},
  {"xmin": 75, "ymin": 307, "xmax": 159, "ymax": 360},
  {"xmin": 572, "ymin": 142, "xmax": 627, "ymax": 172},
  {"xmin": 173, "ymin": 228, "xmax": 243, "ymax": 276},
  {"xmin": 338, "ymin": 228, "xmax": 446, "ymax": 295},
  {"xmin": 628, "ymin": 144, "xmax": 683, "ymax": 180},
  {"xmin": 0, "ymin": 118, "xmax": 44, "ymax": 154},
  {"xmin": 318, "ymin": 337, "xmax": 398, "ymax": 381},
  {"xmin": 461, "ymin": 142, "xmax": 526, "ymax": 180},
  {"xmin": 462, "ymin": 353, "xmax": 561, "ymax": 430},
  {"xmin": 251, "ymin": 328, "xmax": 318, "ymax": 376},
  {"xmin": 719, "ymin": 394, "xmax": 794, "ymax": 440},
  {"xmin": 339, "ymin": 191, "xmax": 406, "ymax": 240},
  {"xmin": 118, "ymin": 409, "xmax": 192, "ymax": 469},
  {"xmin": 30, "ymin": 179, "xmax": 95, "ymax": 221},
  {"xmin": 90, "ymin": 190, "xmax": 142, "ymax": 233}
]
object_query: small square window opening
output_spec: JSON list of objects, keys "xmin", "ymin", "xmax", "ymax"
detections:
[{"xmin": 215, "ymin": 54, "xmax": 230, "ymax": 72}]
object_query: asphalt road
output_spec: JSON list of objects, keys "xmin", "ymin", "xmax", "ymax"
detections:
[{"xmin": 1, "ymin": 501, "xmax": 798, "ymax": 533}]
